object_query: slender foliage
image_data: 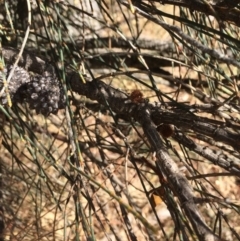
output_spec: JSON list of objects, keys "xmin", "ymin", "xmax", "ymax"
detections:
[{"xmin": 0, "ymin": 0, "xmax": 240, "ymax": 240}]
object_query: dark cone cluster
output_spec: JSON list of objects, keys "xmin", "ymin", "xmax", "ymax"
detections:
[
  {"xmin": 24, "ymin": 71, "xmax": 66, "ymax": 115},
  {"xmin": 0, "ymin": 65, "xmax": 66, "ymax": 116},
  {"xmin": 0, "ymin": 65, "xmax": 31, "ymax": 105}
]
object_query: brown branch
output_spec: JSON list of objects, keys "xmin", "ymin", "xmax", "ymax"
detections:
[
  {"xmin": 135, "ymin": 105, "xmax": 223, "ymax": 241},
  {"xmin": 173, "ymin": 130, "xmax": 240, "ymax": 175}
]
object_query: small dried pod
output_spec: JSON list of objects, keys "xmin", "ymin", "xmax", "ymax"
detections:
[
  {"xmin": 129, "ymin": 89, "xmax": 144, "ymax": 103},
  {"xmin": 157, "ymin": 124, "xmax": 175, "ymax": 138}
]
